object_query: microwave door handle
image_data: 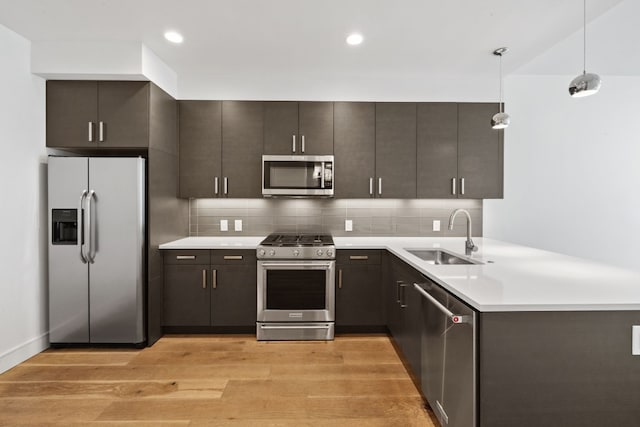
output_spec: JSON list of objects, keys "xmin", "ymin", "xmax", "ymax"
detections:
[{"xmin": 320, "ymin": 162, "xmax": 325, "ymax": 189}]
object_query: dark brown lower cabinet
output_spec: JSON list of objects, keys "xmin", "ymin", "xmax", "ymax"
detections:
[
  {"xmin": 163, "ymin": 250, "xmax": 256, "ymax": 330},
  {"xmin": 335, "ymin": 250, "xmax": 385, "ymax": 328},
  {"xmin": 211, "ymin": 262, "xmax": 257, "ymax": 327}
]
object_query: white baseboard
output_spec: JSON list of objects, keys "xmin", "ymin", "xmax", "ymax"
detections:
[{"xmin": 0, "ymin": 332, "xmax": 49, "ymax": 374}]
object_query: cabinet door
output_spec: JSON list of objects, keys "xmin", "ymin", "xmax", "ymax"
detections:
[
  {"xmin": 375, "ymin": 103, "xmax": 417, "ymax": 198},
  {"xmin": 298, "ymin": 102, "xmax": 333, "ymax": 155},
  {"xmin": 46, "ymin": 81, "xmax": 98, "ymax": 148},
  {"xmin": 97, "ymin": 81, "xmax": 149, "ymax": 148},
  {"xmin": 264, "ymin": 101, "xmax": 298, "ymax": 154},
  {"xmin": 417, "ymin": 103, "xmax": 459, "ymax": 198},
  {"xmin": 179, "ymin": 101, "xmax": 222, "ymax": 198},
  {"xmin": 163, "ymin": 264, "xmax": 210, "ymax": 326},
  {"xmin": 334, "ymin": 102, "xmax": 376, "ymax": 198},
  {"xmin": 458, "ymin": 103, "xmax": 503, "ymax": 199},
  {"xmin": 221, "ymin": 101, "xmax": 264, "ymax": 198},
  {"xmin": 336, "ymin": 261, "xmax": 384, "ymax": 326},
  {"xmin": 211, "ymin": 263, "xmax": 257, "ymax": 327}
]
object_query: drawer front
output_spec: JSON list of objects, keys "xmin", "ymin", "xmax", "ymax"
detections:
[
  {"xmin": 211, "ymin": 250, "xmax": 257, "ymax": 265},
  {"xmin": 336, "ymin": 250, "xmax": 382, "ymax": 265},
  {"xmin": 163, "ymin": 250, "xmax": 211, "ymax": 265}
]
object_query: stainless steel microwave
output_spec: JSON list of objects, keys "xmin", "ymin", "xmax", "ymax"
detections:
[{"xmin": 262, "ymin": 155, "xmax": 334, "ymax": 197}]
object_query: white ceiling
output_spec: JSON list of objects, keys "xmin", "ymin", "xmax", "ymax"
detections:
[{"xmin": 0, "ymin": 0, "xmax": 626, "ymax": 98}]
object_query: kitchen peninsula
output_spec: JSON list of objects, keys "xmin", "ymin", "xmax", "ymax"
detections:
[{"xmin": 160, "ymin": 236, "xmax": 640, "ymax": 426}]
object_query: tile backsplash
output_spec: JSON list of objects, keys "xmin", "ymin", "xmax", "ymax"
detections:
[{"xmin": 189, "ymin": 198, "xmax": 482, "ymax": 237}]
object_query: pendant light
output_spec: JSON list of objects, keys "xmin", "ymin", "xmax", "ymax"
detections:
[
  {"xmin": 491, "ymin": 47, "xmax": 510, "ymax": 130},
  {"xmin": 569, "ymin": 0, "xmax": 601, "ymax": 97}
]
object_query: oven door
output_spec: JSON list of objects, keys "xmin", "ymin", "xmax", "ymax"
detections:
[{"xmin": 257, "ymin": 260, "xmax": 335, "ymax": 322}]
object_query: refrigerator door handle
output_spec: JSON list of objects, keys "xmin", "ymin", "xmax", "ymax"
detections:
[
  {"xmin": 79, "ymin": 190, "xmax": 88, "ymax": 264},
  {"xmin": 87, "ymin": 190, "xmax": 96, "ymax": 263}
]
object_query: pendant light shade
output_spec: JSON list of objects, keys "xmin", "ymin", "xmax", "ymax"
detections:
[
  {"xmin": 569, "ymin": 0, "xmax": 601, "ymax": 97},
  {"xmin": 491, "ymin": 47, "xmax": 509, "ymax": 130}
]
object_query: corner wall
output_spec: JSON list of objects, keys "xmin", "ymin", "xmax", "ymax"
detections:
[{"xmin": 0, "ymin": 24, "xmax": 48, "ymax": 373}]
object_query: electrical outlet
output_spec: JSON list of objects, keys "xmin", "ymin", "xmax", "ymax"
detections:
[
  {"xmin": 633, "ymin": 325, "xmax": 640, "ymax": 356},
  {"xmin": 235, "ymin": 219, "xmax": 243, "ymax": 231},
  {"xmin": 220, "ymin": 219, "xmax": 228, "ymax": 232},
  {"xmin": 433, "ymin": 220, "xmax": 441, "ymax": 232},
  {"xmin": 345, "ymin": 219, "xmax": 353, "ymax": 232}
]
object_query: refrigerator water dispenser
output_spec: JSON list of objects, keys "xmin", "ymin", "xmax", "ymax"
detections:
[{"xmin": 52, "ymin": 209, "xmax": 78, "ymax": 245}]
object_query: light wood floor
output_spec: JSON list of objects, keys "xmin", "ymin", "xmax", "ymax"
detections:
[{"xmin": 0, "ymin": 334, "xmax": 438, "ymax": 426}]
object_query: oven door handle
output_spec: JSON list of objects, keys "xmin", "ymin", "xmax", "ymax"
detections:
[
  {"xmin": 259, "ymin": 324, "xmax": 333, "ymax": 330},
  {"xmin": 259, "ymin": 262, "xmax": 334, "ymax": 268}
]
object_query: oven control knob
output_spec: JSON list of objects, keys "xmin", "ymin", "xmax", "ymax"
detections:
[
  {"xmin": 268, "ymin": 250, "xmax": 276, "ymax": 257},
  {"xmin": 293, "ymin": 249, "xmax": 300, "ymax": 257},
  {"xmin": 326, "ymin": 249, "xmax": 334, "ymax": 257},
  {"xmin": 258, "ymin": 249, "xmax": 266, "ymax": 257},
  {"xmin": 316, "ymin": 249, "xmax": 323, "ymax": 257}
]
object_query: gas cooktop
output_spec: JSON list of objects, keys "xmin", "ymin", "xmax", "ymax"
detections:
[{"xmin": 257, "ymin": 233, "xmax": 335, "ymax": 259}]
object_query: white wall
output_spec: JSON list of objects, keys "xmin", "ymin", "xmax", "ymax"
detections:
[
  {"xmin": 0, "ymin": 24, "xmax": 48, "ymax": 373},
  {"xmin": 484, "ymin": 0, "xmax": 640, "ymax": 272}
]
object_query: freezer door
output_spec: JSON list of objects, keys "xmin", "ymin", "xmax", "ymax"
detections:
[
  {"xmin": 48, "ymin": 156, "xmax": 90, "ymax": 343},
  {"xmin": 88, "ymin": 157, "xmax": 145, "ymax": 344}
]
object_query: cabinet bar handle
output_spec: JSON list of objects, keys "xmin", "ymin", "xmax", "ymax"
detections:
[
  {"xmin": 292, "ymin": 135, "xmax": 296, "ymax": 153},
  {"xmin": 338, "ymin": 269, "xmax": 343, "ymax": 289},
  {"xmin": 396, "ymin": 280, "xmax": 402, "ymax": 303},
  {"xmin": 202, "ymin": 269, "xmax": 207, "ymax": 289},
  {"xmin": 88, "ymin": 122, "xmax": 94, "ymax": 142},
  {"xmin": 212, "ymin": 269, "xmax": 217, "ymax": 289},
  {"xmin": 400, "ymin": 283, "xmax": 407, "ymax": 308},
  {"xmin": 369, "ymin": 178, "xmax": 374, "ymax": 196},
  {"xmin": 349, "ymin": 255, "xmax": 369, "ymax": 260},
  {"xmin": 460, "ymin": 177, "xmax": 465, "ymax": 195},
  {"xmin": 223, "ymin": 255, "xmax": 243, "ymax": 260},
  {"xmin": 378, "ymin": 177, "xmax": 382, "ymax": 196},
  {"xmin": 413, "ymin": 283, "xmax": 472, "ymax": 325},
  {"xmin": 98, "ymin": 121, "xmax": 104, "ymax": 142},
  {"xmin": 452, "ymin": 177, "xmax": 456, "ymax": 195},
  {"xmin": 214, "ymin": 177, "xmax": 219, "ymax": 195},
  {"xmin": 176, "ymin": 255, "xmax": 196, "ymax": 260},
  {"xmin": 223, "ymin": 177, "xmax": 228, "ymax": 195},
  {"xmin": 301, "ymin": 135, "xmax": 305, "ymax": 153}
]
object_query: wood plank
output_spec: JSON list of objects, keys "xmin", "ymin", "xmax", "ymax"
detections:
[
  {"xmin": 0, "ymin": 379, "xmax": 226, "ymax": 399},
  {"xmin": 22, "ymin": 352, "xmax": 137, "ymax": 366},
  {"xmin": 269, "ymin": 363, "xmax": 410, "ymax": 380},
  {"xmin": 221, "ymin": 379, "xmax": 420, "ymax": 398},
  {"xmin": 0, "ymin": 398, "xmax": 111, "ymax": 423},
  {"xmin": 96, "ymin": 396, "xmax": 429, "ymax": 421},
  {"xmin": 190, "ymin": 419, "xmax": 436, "ymax": 427},
  {"xmin": 128, "ymin": 351, "xmax": 344, "ymax": 366},
  {"xmin": 0, "ymin": 365, "xmax": 270, "ymax": 382}
]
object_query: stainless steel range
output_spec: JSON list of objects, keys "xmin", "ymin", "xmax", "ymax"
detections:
[{"xmin": 256, "ymin": 233, "xmax": 335, "ymax": 341}]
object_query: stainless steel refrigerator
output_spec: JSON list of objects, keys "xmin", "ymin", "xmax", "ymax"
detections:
[{"xmin": 48, "ymin": 156, "xmax": 145, "ymax": 345}]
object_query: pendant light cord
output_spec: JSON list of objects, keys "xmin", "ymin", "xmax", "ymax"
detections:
[
  {"xmin": 499, "ymin": 53, "xmax": 504, "ymax": 113},
  {"xmin": 583, "ymin": 0, "xmax": 587, "ymax": 74}
]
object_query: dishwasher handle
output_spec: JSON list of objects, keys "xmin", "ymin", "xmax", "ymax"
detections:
[{"xmin": 413, "ymin": 283, "xmax": 472, "ymax": 325}]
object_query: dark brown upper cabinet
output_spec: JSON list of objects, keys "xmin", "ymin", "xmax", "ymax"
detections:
[
  {"xmin": 178, "ymin": 101, "xmax": 263, "ymax": 199},
  {"xmin": 375, "ymin": 103, "xmax": 417, "ymax": 198},
  {"xmin": 417, "ymin": 103, "xmax": 459, "ymax": 198},
  {"xmin": 221, "ymin": 101, "xmax": 264, "ymax": 198},
  {"xmin": 264, "ymin": 101, "xmax": 333, "ymax": 155},
  {"xmin": 178, "ymin": 101, "xmax": 222, "ymax": 198},
  {"xmin": 417, "ymin": 102, "xmax": 503, "ymax": 199},
  {"xmin": 333, "ymin": 102, "xmax": 376, "ymax": 198},
  {"xmin": 46, "ymin": 81, "xmax": 150, "ymax": 149},
  {"xmin": 457, "ymin": 103, "xmax": 504, "ymax": 199}
]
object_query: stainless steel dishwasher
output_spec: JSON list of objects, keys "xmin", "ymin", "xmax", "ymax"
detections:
[{"xmin": 414, "ymin": 281, "xmax": 476, "ymax": 427}]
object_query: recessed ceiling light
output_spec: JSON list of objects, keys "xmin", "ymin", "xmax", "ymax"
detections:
[
  {"xmin": 346, "ymin": 33, "xmax": 363, "ymax": 46},
  {"xmin": 164, "ymin": 31, "xmax": 184, "ymax": 44}
]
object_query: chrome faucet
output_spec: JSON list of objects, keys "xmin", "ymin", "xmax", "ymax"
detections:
[{"xmin": 448, "ymin": 209, "xmax": 478, "ymax": 256}]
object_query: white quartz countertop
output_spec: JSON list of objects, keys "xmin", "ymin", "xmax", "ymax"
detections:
[{"xmin": 159, "ymin": 236, "xmax": 640, "ymax": 312}]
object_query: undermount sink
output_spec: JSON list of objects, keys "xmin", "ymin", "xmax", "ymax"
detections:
[{"xmin": 406, "ymin": 249, "xmax": 482, "ymax": 265}]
